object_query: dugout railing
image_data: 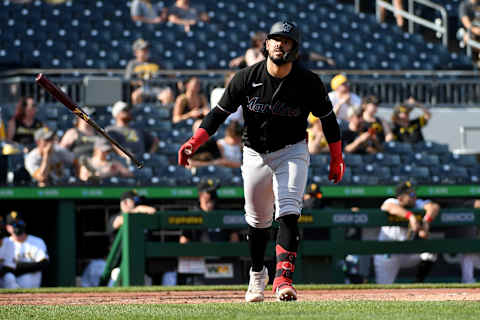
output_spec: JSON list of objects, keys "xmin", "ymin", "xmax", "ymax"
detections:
[{"xmin": 100, "ymin": 208, "xmax": 480, "ymax": 286}]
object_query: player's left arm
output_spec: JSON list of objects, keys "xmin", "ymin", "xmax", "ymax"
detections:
[{"xmin": 311, "ymin": 76, "xmax": 344, "ymax": 183}]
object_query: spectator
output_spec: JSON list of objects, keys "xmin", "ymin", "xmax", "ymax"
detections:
[
  {"xmin": 5, "ymin": 211, "xmax": 49, "ymax": 288},
  {"xmin": 0, "ymin": 215, "xmax": 16, "ymax": 288},
  {"xmin": 229, "ymin": 32, "xmax": 267, "ymax": 68},
  {"xmin": 391, "ymin": 97, "xmax": 431, "ymax": 143},
  {"xmin": 458, "ymin": 0, "xmax": 480, "ymax": 63},
  {"xmin": 109, "ymin": 190, "xmax": 156, "ymax": 234},
  {"xmin": 210, "ymin": 72, "xmax": 243, "ymax": 125},
  {"xmin": 374, "ymin": 181, "xmax": 440, "ymax": 284},
  {"xmin": 360, "ymin": 95, "xmax": 394, "ymax": 143},
  {"xmin": 460, "ymin": 199, "xmax": 480, "ymax": 283},
  {"xmin": 0, "ymin": 116, "xmax": 6, "ymax": 141},
  {"xmin": 7, "ymin": 97, "xmax": 44, "ymax": 152},
  {"xmin": 78, "ymin": 138, "xmax": 133, "ymax": 183},
  {"xmin": 59, "ymin": 108, "xmax": 98, "ymax": 158},
  {"xmin": 125, "ymin": 39, "xmax": 175, "ymax": 106},
  {"xmin": 378, "ymin": 0, "xmax": 405, "ymax": 29},
  {"xmin": 300, "ymin": 51, "xmax": 336, "ymax": 67},
  {"xmin": 189, "ymin": 121, "xmax": 242, "ymax": 169},
  {"xmin": 172, "ymin": 77, "xmax": 209, "ymax": 124},
  {"xmin": 106, "ymin": 101, "xmax": 159, "ymax": 162},
  {"xmin": 301, "ymin": 183, "xmax": 331, "ymax": 241},
  {"xmin": 177, "ymin": 179, "xmax": 239, "ymax": 285},
  {"xmin": 342, "ymin": 107, "xmax": 382, "ymax": 154},
  {"xmin": 106, "ymin": 190, "xmax": 156, "ymax": 286},
  {"xmin": 307, "ymin": 115, "xmax": 329, "ymax": 154},
  {"xmin": 130, "ymin": 0, "xmax": 168, "ymax": 24},
  {"xmin": 168, "ymin": 0, "xmax": 209, "ymax": 32},
  {"xmin": 328, "ymin": 74, "xmax": 362, "ymax": 122},
  {"xmin": 25, "ymin": 128, "xmax": 75, "ymax": 187}
]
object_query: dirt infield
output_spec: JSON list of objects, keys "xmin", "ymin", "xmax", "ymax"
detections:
[{"xmin": 1, "ymin": 288, "xmax": 480, "ymax": 305}]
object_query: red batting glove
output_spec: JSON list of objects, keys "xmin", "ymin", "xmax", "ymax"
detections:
[
  {"xmin": 328, "ymin": 140, "xmax": 345, "ymax": 184},
  {"xmin": 178, "ymin": 128, "xmax": 210, "ymax": 167}
]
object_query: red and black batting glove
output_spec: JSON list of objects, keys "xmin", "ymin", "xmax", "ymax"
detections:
[
  {"xmin": 328, "ymin": 140, "xmax": 345, "ymax": 184},
  {"xmin": 178, "ymin": 128, "xmax": 210, "ymax": 167}
]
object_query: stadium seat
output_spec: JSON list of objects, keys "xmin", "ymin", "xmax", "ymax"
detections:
[{"xmin": 343, "ymin": 154, "xmax": 363, "ymax": 168}]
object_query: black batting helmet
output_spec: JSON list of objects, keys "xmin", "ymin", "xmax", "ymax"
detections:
[{"xmin": 266, "ymin": 20, "xmax": 300, "ymax": 62}]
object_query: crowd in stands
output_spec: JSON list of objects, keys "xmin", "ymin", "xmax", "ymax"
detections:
[
  {"xmin": 307, "ymin": 74, "xmax": 431, "ymax": 156},
  {"xmin": 2, "ymin": 67, "xmax": 477, "ymax": 188}
]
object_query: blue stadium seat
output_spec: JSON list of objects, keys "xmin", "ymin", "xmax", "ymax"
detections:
[
  {"xmin": 343, "ymin": 153, "xmax": 363, "ymax": 168},
  {"xmin": 384, "ymin": 141, "xmax": 413, "ymax": 154}
]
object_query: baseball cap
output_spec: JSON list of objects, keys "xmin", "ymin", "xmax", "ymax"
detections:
[
  {"xmin": 267, "ymin": 21, "xmax": 300, "ymax": 44},
  {"xmin": 197, "ymin": 178, "xmax": 220, "ymax": 194},
  {"xmin": 6, "ymin": 210, "xmax": 24, "ymax": 225},
  {"xmin": 112, "ymin": 101, "xmax": 130, "ymax": 117},
  {"xmin": 121, "ymin": 189, "xmax": 144, "ymax": 205},
  {"xmin": 306, "ymin": 183, "xmax": 323, "ymax": 198},
  {"xmin": 330, "ymin": 74, "xmax": 348, "ymax": 91},
  {"xmin": 34, "ymin": 127, "xmax": 55, "ymax": 141},
  {"xmin": 94, "ymin": 138, "xmax": 113, "ymax": 152},
  {"xmin": 395, "ymin": 181, "xmax": 416, "ymax": 197},
  {"xmin": 132, "ymin": 38, "xmax": 149, "ymax": 51}
]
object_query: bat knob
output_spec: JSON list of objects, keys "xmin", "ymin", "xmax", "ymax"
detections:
[
  {"xmin": 136, "ymin": 161, "xmax": 144, "ymax": 169},
  {"xmin": 36, "ymin": 73, "xmax": 44, "ymax": 82}
]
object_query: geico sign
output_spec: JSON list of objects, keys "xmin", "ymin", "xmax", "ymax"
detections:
[
  {"xmin": 441, "ymin": 212, "xmax": 475, "ymax": 223},
  {"xmin": 333, "ymin": 214, "xmax": 368, "ymax": 224}
]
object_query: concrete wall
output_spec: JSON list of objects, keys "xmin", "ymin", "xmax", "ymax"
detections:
[{"xmin": 377, "ymin": 108, "xmax": 480, "ymax": 153}]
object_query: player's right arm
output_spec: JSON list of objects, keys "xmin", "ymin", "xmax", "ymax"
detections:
[
  {"xmin": 381, "ymin": 199, "xmax": 419, "ymax": 232},
  {"xmin": 178, "ymin": 71, "xmax": 245, "ymax": 166}
]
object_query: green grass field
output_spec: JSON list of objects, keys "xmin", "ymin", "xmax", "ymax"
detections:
[
  {"xmin": 1, "ymin": 284, "xmax": 479, "ymax": 320},
  {"xmin": 2, "ymin": 301, "xmax": 479, "ymax": 320}
]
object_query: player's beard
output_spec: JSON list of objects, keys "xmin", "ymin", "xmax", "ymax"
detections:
[{"xmin": 269, "ymin": 49, "xmax": 288, "ymax": 66}]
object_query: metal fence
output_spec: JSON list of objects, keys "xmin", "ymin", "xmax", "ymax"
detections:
[{"xmin": 1, "ymin": 71, "xmax": 480, "ymax": 107}]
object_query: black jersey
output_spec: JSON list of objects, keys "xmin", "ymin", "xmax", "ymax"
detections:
[{"xmin": 217, "ymin": 60, "xmax": 333, "ymax": 153}]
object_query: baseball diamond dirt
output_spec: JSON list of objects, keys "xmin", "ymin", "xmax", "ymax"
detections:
[{"xmin": 0, "ymin": 288, "xmax": 479, "ymax": 305}]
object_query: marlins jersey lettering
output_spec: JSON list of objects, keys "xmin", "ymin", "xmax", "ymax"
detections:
[
  {"xmin": 217, "ymin": 60, "xmax": 333, "ymax": 154},
  {"xmin": 379, "ymin": 198, "xmax": 430, "ymax": 241}
]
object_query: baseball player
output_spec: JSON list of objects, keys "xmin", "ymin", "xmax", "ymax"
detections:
[
  {"xmin": 5, "ymin": 211, "xmax": 49, "ymax": 288},
  {"xmin": 178, "ymin": 21, "xmax": 344, "ymax": 302},
  {"xmin": 374, "ymin": 182, "xmax": 440, "ymax": 284},
  {"xmin": 0, "ymin": 216, "xmax": 17, "ymax": 288}
]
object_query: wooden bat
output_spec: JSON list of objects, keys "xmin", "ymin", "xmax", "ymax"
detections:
[{"xmin": 35, "ymin": 73, "xmax": 144, "ymax": 169}]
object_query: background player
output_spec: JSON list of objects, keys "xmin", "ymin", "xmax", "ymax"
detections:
[
  {"xmin": 0, "ymin": 216, "xmax": 16, "ymax": 288},
  {"xmin": 374, "ymin": 181, "xmax": 440, "ymax": 284},
  {"xmin": 178, "ymin": 20, "xmax": 344, "ymax": 302},
  {"xmin": 5, "ymin": 211, "xmax": 49, "ymax": 288}
]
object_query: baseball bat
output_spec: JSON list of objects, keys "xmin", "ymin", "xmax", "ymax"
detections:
[{"xmin": 35, "ymin": 73, "xmax": 144, "ymax": 169}]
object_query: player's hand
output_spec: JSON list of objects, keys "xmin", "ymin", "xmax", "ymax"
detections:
[
  {"xmin": 329, "ymin": 158, "xmax": 345, "ymax": 184},
  {"xmin": 178, "ymin": 142, "xmax": 193, "ymax": 167},
  {"xmin": 177, "ymin": 128, "xmax": 210, "ymax": 167},
  {"xmin": 328, "ymin": 140, "xmax": 345, "ymax": 184}
]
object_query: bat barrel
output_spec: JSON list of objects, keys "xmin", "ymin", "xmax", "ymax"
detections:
[{"xmin": 35, "ymin": 73, "xmax": 144, "ymax": 169}]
